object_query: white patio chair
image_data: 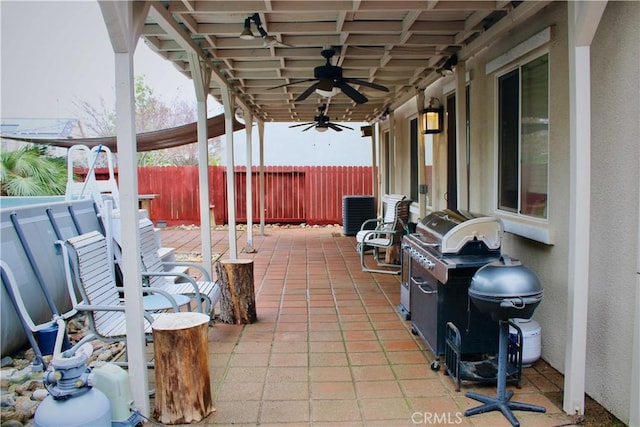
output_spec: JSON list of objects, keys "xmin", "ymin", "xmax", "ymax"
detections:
[
  {"xmin": 137, "ymin": 220, "xmax": 221, "ymax": 318},
  {"xmin": 57, "ymin": 231, "xmax": 187, "ymax": 357},
  {"xmin": 355, "ymin": 195, "xmax": 411, "ymax": 274}
]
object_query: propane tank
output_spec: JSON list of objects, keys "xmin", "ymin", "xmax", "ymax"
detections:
[{"xmin": 34, "ymin": 349, "xmax": 111, "ymax": 427}]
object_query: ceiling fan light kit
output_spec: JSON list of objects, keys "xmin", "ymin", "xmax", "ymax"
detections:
[
  {"xmin": 268, "ymin": 48, "xmax": 389, "ymax": 105},
  {"xmin": 240, "ymin": 13, "xmax": 284, "ymax": 48},
  {"xmin": 239, "ymin": 18, "xmax": 255, "ymax": 40},
  {"xmin": 436, "ymin": 54, "xmax": 458, "ymax": 77},
  {"xmin": 288, "ymin": 103, "xmax": 354, "ymax": 133}
]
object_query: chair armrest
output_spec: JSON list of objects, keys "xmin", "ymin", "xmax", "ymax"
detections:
[
  {"xmin": 140, "ymin": 271, "xmax": 204, "ymax": 312},
  {"xmin": 75, "ymin": 303, "xmax": 156, "ymax": 324},
  {"xmin": 161, "ymin": 261, "xmax": 212, "ymax": 282},
  {"xmin": 116, "ymin": 285, "xmax": 182, "ymax": 312},
  {"xmin": 359, "ymin": 229, "xmax": 397, "ymax": 248},
  {"xmin": 359, "ymin": 217, "xmax": 383, "ymax": 231}
]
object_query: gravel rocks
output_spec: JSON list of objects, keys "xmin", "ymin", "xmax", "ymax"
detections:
[{"xmin": 0, "ymin": 314, "xmax": 123, "ymax": 426}]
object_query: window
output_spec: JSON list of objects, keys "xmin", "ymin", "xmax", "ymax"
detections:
[{"xmin": 497, "ymin": 53, "xmax": 549, "ymax": 219}]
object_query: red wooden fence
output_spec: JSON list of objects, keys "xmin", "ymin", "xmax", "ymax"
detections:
[{"xmin": 89, "ymin": 166, "xmax": 374, "ymax": 226}]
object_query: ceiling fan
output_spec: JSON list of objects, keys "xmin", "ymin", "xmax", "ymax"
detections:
[
  {"xmin": 269, "ymin": 48, "xmax": 389, "ymax": 104},
  {"xmin": 288, "ymin": 104, "xmax": 354, "ymax": 132}
]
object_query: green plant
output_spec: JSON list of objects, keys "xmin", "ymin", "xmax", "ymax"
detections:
[{"xmin": 0, "ymin": 145, "xmax": 67, "ymax": 196}]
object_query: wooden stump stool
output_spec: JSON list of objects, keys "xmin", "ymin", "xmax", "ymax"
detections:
[
  {"xmin": 152, "ymin": 312, "xmax": 213, "ymax": 424},
  {"xmin": 214, "ymin": 259, "xmax": 257, "ymax": 324}
]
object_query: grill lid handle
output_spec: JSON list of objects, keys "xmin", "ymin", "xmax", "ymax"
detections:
[
  {"xmin": 499, "ymin": 296, "xmax": 540, "ymax": 309},
  {"xmin": 499, "ymin": 254, "xmax": 520, "ymax": 266}
]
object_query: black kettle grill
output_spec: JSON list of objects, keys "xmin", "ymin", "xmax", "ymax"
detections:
[
  {"xmin": 468, "ymin": 255, "xmax": 543, "ymax": 321},
  {"xmin": 464, "ymin": 255, "xmax": 546, "ymax": 427}
]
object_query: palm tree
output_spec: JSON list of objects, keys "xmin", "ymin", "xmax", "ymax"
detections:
[{"xmin": 0, "ymin": 145, "xmax": 67, "ymax": 196}]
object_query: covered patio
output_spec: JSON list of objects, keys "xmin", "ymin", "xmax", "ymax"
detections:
[
  {"xmin": 153, "ymin": 224, "xmax": 583, "ymax": 426},
  {"xmin": 9, "ymin": 1, "xmax": 635, "ymax": 424}
]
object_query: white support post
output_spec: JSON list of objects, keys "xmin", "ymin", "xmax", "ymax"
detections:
[
  {"xmin": 564, "ymin": 1, "xmax": 606, "ymax": 416},
  {"xmin": 188, "ymin": 53, "xmax": 213, "ymax": 277},
  {"xmin": 244, "ymin": 109, "xmax": 255, "ymax": 252},
  {"xmin": 258, "ymin": 121, "xmax": 266, "ymax": 235},
  {"xmin": 378, "ymin": 122, "xmax": 387, "ymax": 207},
  {"xmin": 98, "ymin": 0, "xmax": 150, "ymax": 416},
  {"xmin": 388, "ymin": 111, "xmax": 396, "ymax": 192},
  {"xmin": 564, "ymin": 39, "xmax": 591, "ymax": 418},
  {"xmin": 455, "ymin": 60, "xmax": 469, "ymax": 211},
  {"xmin": 416, "ymin": 91, "xmax": 427, "ymax": 218},
  {"xmin": 631, "ymin": 103, "xmax": 640, "ymax": 427},
  {"xmin": 370, "ymin": 124, "xmax": 378, "ymax": 211},
  {"xmin": 221, "ymin": 87, "xmax": 237, "ymax": 259}
]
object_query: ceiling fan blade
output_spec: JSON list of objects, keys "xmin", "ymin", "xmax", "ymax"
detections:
[
  {"xmin": 343, "ymin": 78, "xmax": 389, "ymax": 92},
  {"xmin": 333, "ymin": 123, "xmax": 354, "ymax": 130},
  {"xmin": 327, "ymin": 123, "xmax": 343, "ymax": 132},
  {"xmin": 275, "ymin": 40, "xmax": 296, "ymax": 48},
  {"xmin": 302, "ymin": 124, "xmax": 315, "ymax": 132},
  {"xmin": 337, "ymin": 81, "xmax": 368, "ymax": 104},
  {"xmin": 289, "ymin": 122, "xmax": 314, "ymax": 128},
  {"xmin": 268, "ymin": 78, "xmax": 317, "ymax": 90},
  {"xmin": 295, "ymin": 82, "xmax": 320, "ymax": 102}
]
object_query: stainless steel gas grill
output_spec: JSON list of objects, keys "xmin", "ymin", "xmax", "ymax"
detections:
[{"xmin": 400, "ymin": 210, "xmax": 505, "ymax": 364}]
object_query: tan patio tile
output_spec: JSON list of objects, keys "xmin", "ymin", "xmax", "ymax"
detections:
[
  {"xmin": 228, "ymin": 352, "xmax": 271, "ymax": 367},
  {"xmin": 265, "ymin": 366, "xmax": 309, "ymax": 383},
  {"xmin": 311, "ymin": 382, "xmax": 356, "ymax": 400},
  {"xmin": 309, "ymin": 330, "xmax": 343, "ymax": 341},
  {"xmin": 339, "ymin": 313, "xmax": 370, "ymax": 322},
  {"xmin": 309, "ymin": 366, "xmax": 353, "ymax": 382},
  {"xmin": 392, "ymin": 362, "xmax": 439, "ymax": 380},
  {"xmin": 385, "ymin": 350, "xmax": 429, "ymax": 365},
  {"xmin": 345, "ymin": 340, "xmax": 383, "ymax": 353},
  {"xmin": 356, "ymin": 380, "xmax": 404, "ymax": 398},
  {"xmin": 309, "ymin": 313, "xmax": 340, "ymax": 322},
  {"xmin": 309, "ymin": 321, "xmax": 341, "ymax": 331},
  {"xmin": 272, "ymin": 341, "xmax": 308, "ymax": 353},
  {"xmin": 351, "ymin": 365, "xmax": 395, "ymax": 381},
  {"xmin": 208, "ymin": 400, "xmax": 260, "ymax": 424},
  {"xmin": 309, "ymin": 351, "xmax": 348, "ymax": 367},
  {"xmin": 399, "ymin": 378, "xmax": 451, "ymax": 397},
  {"xmin": 341, "ymin": 321, "xmax": 374, "ymax": 331},
  {"xmin": 343, "ymin": 330, "xmax": 377, "ymax": 341},
  {"xmin": 348, "ymin": 351, "xmax": 389, "ymax": 366},
  {"xmin": 380, "ymin": 338, "xmax": 422, "ymax": 351},
  {"xmin": 307, "ymin": 342, "xmax": 345, "ymax": 356},
  {"xmin": 273, "ymin": 331, "xmax": 308, "ymax": 342},
  {"xmin": 269, "ymin": 352, "xmax": 309, "ymax": 367},
  {"xmin": 215, "ymin": 381, "xmax": 264, "ymax": 401},
  {"xmin": 311, "ymin": 399, "xmax": 362, "ymax": 422},
  {"xmin": 224, "ymin": 366, "xmax": 267, "ymax": 382},
  {"xmin": 260, "ymin": 400, "xmax": 310, "ymax": 423},
  {"xmin": 276, "ymin": 321, "xmax": 308, "ymax": 331},
  {"xmin": 263, "ymin": 381, "xmax": 309, "ymax": 400},
  {"xmin": 359, "ymin": 397, "xmax": 412, "ymax": 421}
]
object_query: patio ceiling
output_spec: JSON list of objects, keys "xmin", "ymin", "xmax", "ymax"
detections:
[{"xmin": 141, "ymin": 1, "xmax": 551, "ymax": 124}]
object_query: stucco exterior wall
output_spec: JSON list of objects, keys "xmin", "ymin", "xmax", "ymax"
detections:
[
  {"xmin": 469, "ymin": 2, "xmax": 571, "ymax": 374},
  {"xmin": 587, "ymin": 1, "xmax": 639, "ymax": 422},
  {"xmin": 383, "ymin": 2, "xmax": 638, "ymax": 422}
]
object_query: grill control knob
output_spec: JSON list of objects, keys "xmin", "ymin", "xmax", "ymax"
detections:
[{"xmin": 425, "ymin": 259, "xmax": 435, "ymax": 270}]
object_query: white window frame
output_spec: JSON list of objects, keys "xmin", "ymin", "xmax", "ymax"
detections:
[{"xmin": 493, "ymin": 49, "xmax": 551, "ymax": 224}]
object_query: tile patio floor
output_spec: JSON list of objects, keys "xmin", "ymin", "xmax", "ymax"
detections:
[{"xmin": 153, "ymin": 224, "xmax": 576, "ymax": 426}]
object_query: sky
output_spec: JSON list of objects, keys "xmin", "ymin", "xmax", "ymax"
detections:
[{"xmin": 0, "ymin": 1, "xmax": 372, "ymax": 166}]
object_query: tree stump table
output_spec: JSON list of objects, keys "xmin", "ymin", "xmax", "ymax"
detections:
[
  {"xmin": 152, "ymin": 312, "xmax": 213, "ymax": 424},
  {"xmin": 214, "ymin": 259, "xmax": 257, "ymax": 324}
]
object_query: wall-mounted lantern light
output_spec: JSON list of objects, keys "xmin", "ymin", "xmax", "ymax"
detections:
[
  {"xmin": 422, "ymin": 97, "xmax": 443, "ymax": 134},
  {"xmin": 360, "ymin": 125, "xmax": 373, "ymax": 137}
]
